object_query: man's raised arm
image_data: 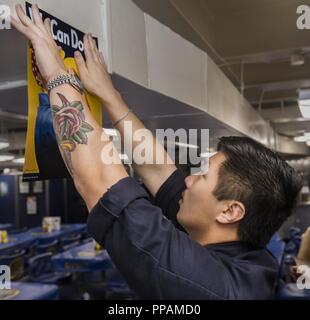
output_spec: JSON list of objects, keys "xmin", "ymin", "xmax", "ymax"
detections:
[
  {"xmin": 74, "ymin": 34, "xmax": 177, "ymax": 196},
  {"xmin": 12, "ymin": 4, "xmax": 128, "ymax": 210}
]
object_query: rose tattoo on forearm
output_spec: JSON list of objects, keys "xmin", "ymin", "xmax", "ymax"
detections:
[{"xmin": 51, "ymin": 93, "xmax": 94, "ymax": 175}]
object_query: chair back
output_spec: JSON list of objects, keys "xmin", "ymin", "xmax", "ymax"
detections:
[
  {"xmin": 28, "ymin": 252, "xmax": 53, "ymax": 279},
  {"xmin": 0, "ymin": 249, "xmax": 26, "ymax": 281},
  {"xmin": 37, "ymin": 239, "xmax": 59, "ymax": 254}
]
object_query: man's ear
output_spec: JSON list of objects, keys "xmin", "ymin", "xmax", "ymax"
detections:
[{"xmin": 216, "ymin": 201, "xmax": 245, "ymax": 224}]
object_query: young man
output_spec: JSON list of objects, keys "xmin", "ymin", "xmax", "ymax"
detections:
[{"xmin": 12, "ymin": 4, "xmax": 302, "ymax": 299}]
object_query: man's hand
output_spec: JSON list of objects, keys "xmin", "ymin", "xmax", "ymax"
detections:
[
  {"xmin": 74, "ymin": 34, "xmax": 120, "ymax": 106},
  {"xmin": 11, "ymin": 3, "xmax": 66, "ymax": 82}
]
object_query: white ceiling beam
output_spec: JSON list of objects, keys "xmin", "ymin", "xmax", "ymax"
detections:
[
  {"xmin": 0, "ymin": 80, "xmax": 27, "ymax": 91},
  {"xmin": 245, "ymin": 79, "xmax": 310, "ymax": 92}
]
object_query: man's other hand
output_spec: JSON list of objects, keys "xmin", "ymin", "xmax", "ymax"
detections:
[{"xmin": 74, "ymin": 34, "xmax": 120, "ymax": 107}]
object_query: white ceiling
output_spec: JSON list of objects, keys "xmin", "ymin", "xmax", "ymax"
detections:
[
  {"xmin": 133, "ymin": 0, "xmax": 310, "ymax": 138},
  {"xmin": 0, "ymin": 30, "xmax": 237, "ymax": 169}
]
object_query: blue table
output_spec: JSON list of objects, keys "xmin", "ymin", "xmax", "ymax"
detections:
[
  {"xmin": 0, "ymin": 282, "xmax": 59, "ymax": 300},
  {"xmin": 28, "ymin": 224, "xmax": 87, "ymax": 244},
  {"xmin": 0, "ymin": 232, "xmax": 37, "ymax": 255},
  {"xmin": 0, "ymin": 224, "xmax": 13, "ymax": 231},
  {"xmin": 51, "ymin": 242, "xmax": 113, "ymax": 272}
]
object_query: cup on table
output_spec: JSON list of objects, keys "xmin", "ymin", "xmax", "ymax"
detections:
[
  {"xmin": 0, "ymin": 230, "xmax": 9, "ymax": 244},
  {"xmin": 42, "ymin": 217, "xmax": 61, "ymax": 233}
]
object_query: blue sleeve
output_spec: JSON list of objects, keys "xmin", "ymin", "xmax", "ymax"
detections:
[
  {"xmin": 154, "ymin": 169, "xmax": 187, "ymax": 231},
  {"xmin": 87, "ymin": 177, "xmax": 229, "ymax": 300}
]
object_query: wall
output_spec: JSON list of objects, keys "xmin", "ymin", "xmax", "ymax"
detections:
[
  {"xmin": 0, "ymin": 174, "xmax": 68, "ymax": 228},
  {"xmin": 280, "ymin": 204, "xmax": 310, "ymax": 238}
]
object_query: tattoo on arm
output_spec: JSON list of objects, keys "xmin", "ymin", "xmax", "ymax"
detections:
[{"xmin": 51, "ymin": 93, "xmax": 94, "ymax": 176}]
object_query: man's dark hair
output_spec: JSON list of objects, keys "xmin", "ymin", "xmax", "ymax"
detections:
[{"xmin": 213, "ymin": 136, "xmax": 302, "ymax": 249}]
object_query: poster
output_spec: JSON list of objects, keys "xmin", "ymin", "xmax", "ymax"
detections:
[
  {"xmin": 26, "ymin": 196, "xmax": 37, "ymax": 215},
  {"xmin": 0, "ymin": 182, "xmax": 8, "ymax": 197},
  {"xmin": 19, "ymin": 176, "xmax": 30, "ymax": 194},
  {"xmin": 23, "ymin": 2, "xmax": 102, "ymax": 181},
  {"xmin": 33, "ymin": 181, "xmax": 44, "ymax": 193}
]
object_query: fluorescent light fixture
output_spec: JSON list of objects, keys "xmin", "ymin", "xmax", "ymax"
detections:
[
  {"xmin": 290, "ymin": 54, "xmax": 305, "ymax": 67},
  {"xmin": 298, "ymin": 89, "xmax": 310, "ymax": 119},
  {"xmin": 301, "ymin": 185, "xmax": 310, "ymax": 194},
  {"xmin": 103, "ymin": 128, "xmax": 118, "ymax": 137},
  {"xmin": 294, "ymin": 135, "xmax": 308, "ymax": 142},
  {"xmin": 0, "ymin": 142, "xmax": 9, "ymax": 150},
  {"xmin": 0, "ymin": 155, "xmax": 14, "ymax": 162},
  {"xmin": 200, "ymin": 152, "xmax": 217, "ymax": 158},
  {"xmin": 175, "ymin": 142, "xmax": 199, "ymax": 149},
  {"xmin": 299, "ymin": 104, "xmax": 310, "ymax": 118},
  {"xmin": 0, "ymin": 138, "xmax": 9, "ymax": 150},
  {"xmin": 119, "ymin": 154, "xmax": 129, "ymax": 161},
  {"xmin": 12, "ymin": 158, "xmax": 25, "ymax": 164},
  {"xmin": 305, "ymin": 132, "xmax": 310, "ymax": 140}
]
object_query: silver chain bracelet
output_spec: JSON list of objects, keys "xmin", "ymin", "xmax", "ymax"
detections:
[{"xmin": 113, "ymin": 109, "xmax": 132, "ymax": 127}]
